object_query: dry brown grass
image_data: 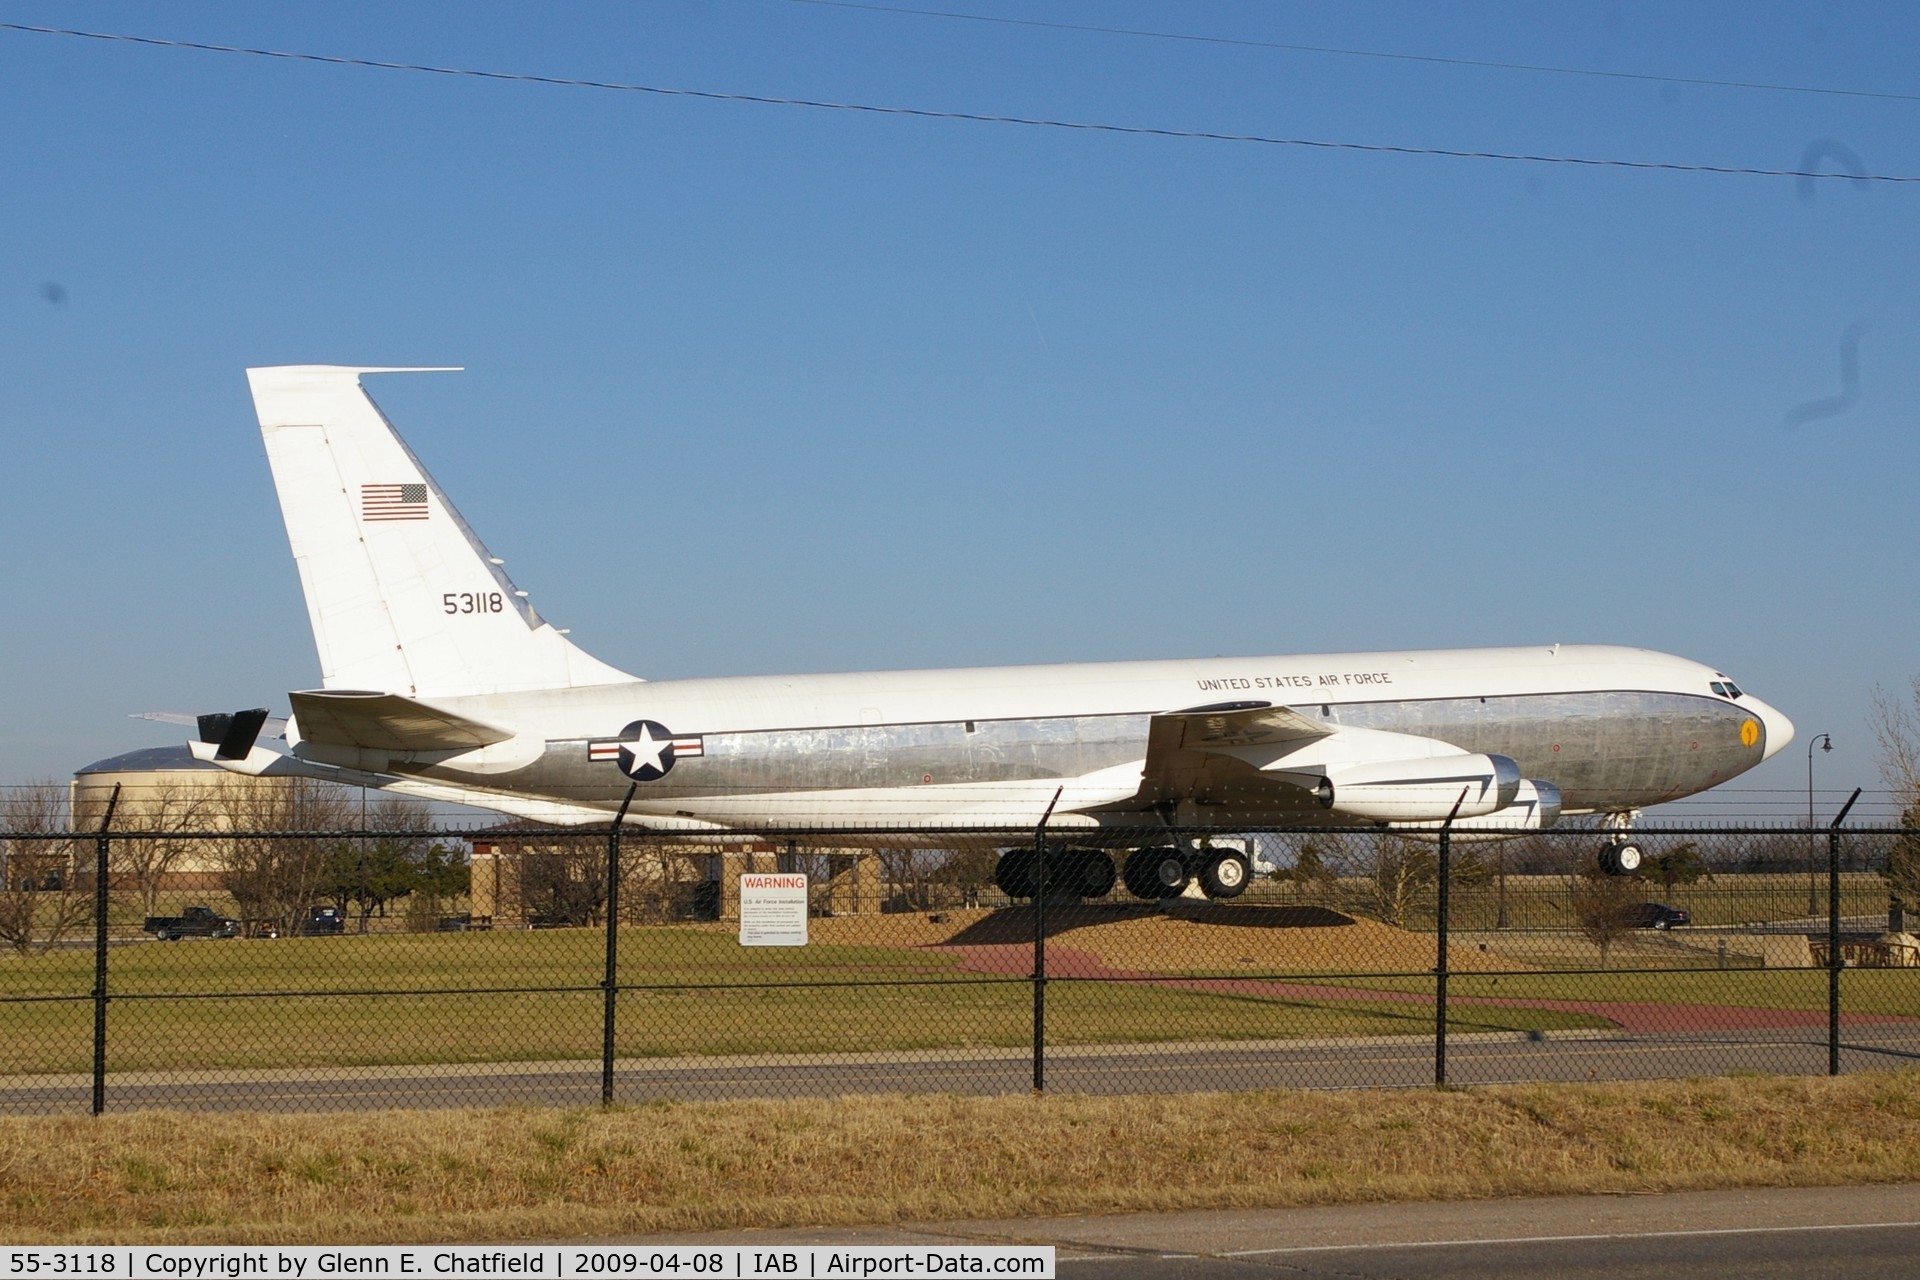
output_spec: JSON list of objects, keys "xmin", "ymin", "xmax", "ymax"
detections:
[{"xmin": 5, "ymin": 1072, "xmax": 1919, "ymax": 1244}]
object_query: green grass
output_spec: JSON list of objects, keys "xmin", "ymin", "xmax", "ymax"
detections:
[
  {"xmin": 0, "ymin": 980, "xmax": 1608, "ymax": 1075},
  {"xmin": 0, "ymin": 928, "xmax": 967, "ymax": 997},
  {"xmin": 0, "ymin": 928, "xmax": 1610, "ymax": 1074},
  {"xmin": 7, "ymin": 914, "xmax": 1911, "ymax": 1076}
]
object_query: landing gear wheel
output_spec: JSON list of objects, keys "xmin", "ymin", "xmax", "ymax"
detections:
[
  {"xmin": 1598, "ymin": 842, "xmax": 1644, "ymax": 877},
  {"xmin": 995, "ymin": 849, "xmax": 1035, "ymax": 899},
  {"xmin": 1122, "ymin": 849, "xmax": 1169, "ymax": 900},
  {"xmin": 1199, "ymin": 851, "xmax": 1251, "ymax": 900},
  {"xmin": 1150, "ymin": 849, "xmax": 1191, "ymax": 898},
  {"xmin": 1072, "ymin": 850, "xmax": 1117, "ymax": 899}
]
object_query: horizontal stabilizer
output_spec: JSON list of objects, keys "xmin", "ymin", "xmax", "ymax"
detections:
[
  {"xmin": 135, "ymin": 710, "xmax": 289, "ymax": 737},
  {"xmin": 200, "ymin": 707, "xmax": 273, "ymax": 761},
  {"xmin": 289, "ymin": 689, "xmax": 514, "ymax": 754}
]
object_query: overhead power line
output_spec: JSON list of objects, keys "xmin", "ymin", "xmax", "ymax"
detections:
[
  {"xmin": 794, "ymin": 0, "xmax": 1920, "ymax": 106},
  {"xmin": 3, "ymin": 20, "xmax": 1916, "ymax": 184}
]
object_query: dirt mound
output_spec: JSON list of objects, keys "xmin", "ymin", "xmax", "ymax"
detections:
[{"xmin": 809, "ymin": 903, "xmax": 1522, "ymax": 973}]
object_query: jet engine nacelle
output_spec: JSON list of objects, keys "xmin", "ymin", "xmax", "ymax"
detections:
[
  {"xmin": 1394, "ymin": 779, "xmax": 1563, "ymax": 838},
  {"xmin": 1315, "ymin": 753, "xmax": 1521, "ymax": 822}
]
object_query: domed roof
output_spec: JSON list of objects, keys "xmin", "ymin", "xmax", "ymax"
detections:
[{"xmin": 74, "ymin": 745, "xmax": 220, "ymax": 777}]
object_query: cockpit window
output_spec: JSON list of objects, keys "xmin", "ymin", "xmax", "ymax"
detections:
[
  {"xmin": 1710, "ymin": 682, "xmax": 1728, "ymax": 696},
  {"xmin": 1710, "ymin": 680, "xmax": 1744, "ymax": 699},
  {"xmin": 1725, "ymin": 682, "xmax": 1743, "ymax": 698}
]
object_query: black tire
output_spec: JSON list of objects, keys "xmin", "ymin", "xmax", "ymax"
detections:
[
  {"xmin": 1122, "ymin": 849, "xmax": 1166, "ymax": 900},
  {"xmin": 994, "ymin": 850, "xmax": 1035, "ymax": 899},
  {"xmin": 1598, "ymin": 841, "xmax": 1644, "ymax": 877},
  {"xmin": 1199, "ymin": 851, "xmax": 1251, "ymax": 900},
  {"xmin": 1073, "ymin": 850, "xmax": 1117, "ymax": 899}
]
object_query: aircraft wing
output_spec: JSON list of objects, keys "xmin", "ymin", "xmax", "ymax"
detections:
[
  {"xmin": 1090, "ymin": 700, "xmax": 1517, "ymax": 826},
  {"xmin": 1118, "ymin": 701, "xmax": 1335, "ymax": 811},
  {"xmin": 1150, "ymin": 702, "xmax": 1333, "ymax": 750},
  {"xmin": 288, "ymin": 690, "xmax": 514, "ymax": 753}
]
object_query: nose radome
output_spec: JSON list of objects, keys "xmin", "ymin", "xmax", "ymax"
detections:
[{"xmin": 1751, "ymin": 698, "xmax": 1795, "ymax": 760}]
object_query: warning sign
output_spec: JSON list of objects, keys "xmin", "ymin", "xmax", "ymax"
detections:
[{"xmin": 739, "ymin": 873, "xmax": 808, "ymax": 947}]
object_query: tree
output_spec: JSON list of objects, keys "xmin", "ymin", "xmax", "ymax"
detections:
[
  {"xmin": 0, "ymin": 782, "xmax": 91, "ymax": 955},
  {"xmin": 320, "ymin": 795, "xmax": 465, "ymax": 930},
  {"xmin": 927, "ymin": 846, "xmax": 996, "ymax": 907},
  {"xmin": 1359, "ymin": 837, "xmax": 1435, "ymax": 928},
  {"xmin": 1871, "ymin": 676, "xmax": 1920, "ymax": 811},
  {"xmin": 875, "ymin": 847, "xmax": 938, "ymax": 911},
  {"xmin": 1282, "ymin": 839, "xmax": 1338, "ymax": 904},
  {"xmin": 514, "ymin": 831, "xmax": 607, "ymax": 927},
  {"xmin": 1645, "ymin": 841, "xmax": 1711, "ymax": 898},
  {"xmin": 1289, "ymin": 840, "xmax": 1329, "ymax": 881},
  {"xmin": 1871, "ymin": 679, "xmax": 1920, "ymax": 925},
  {"xmin": 105, "ymin": 779, "xmax": 214, "ymax": 921},
  {"xmin": 215, "ymin": 777, "xmax": 353, "ymax": 932},
  {"xmin": 1571, "ymin": 866, "xmax": 1643, "ymax": 969},
  {"xmin": 1353, "ymin": 835, "xmax": 1493, "ymax": 929},
  {"xmin": 1882, "ymin": 804, "xmax": 1920, "ymax": 916}
]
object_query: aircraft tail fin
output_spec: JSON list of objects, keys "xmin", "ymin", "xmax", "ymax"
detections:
[{"xmin": 246, "ymin": 365, "xmax": 635, "ymax": 698}]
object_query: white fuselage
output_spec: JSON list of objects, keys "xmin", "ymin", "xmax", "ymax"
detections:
[{"xmin": 288, "ymin": 642, "xmax": 1793, "ymax": 836}]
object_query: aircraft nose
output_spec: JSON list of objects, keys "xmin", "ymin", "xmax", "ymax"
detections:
[{"xmin": 1750, "ymin": 697, "xmax": 1795, "ymax": 760}]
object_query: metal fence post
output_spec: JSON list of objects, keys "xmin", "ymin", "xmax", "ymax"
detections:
[
  {"xmin": 91, "ymin": 783, "xmax": 121, "ymax": 1117},
  {"xmin": 1435, "ymin": 789, "xmax": 1466, "ymax": 1087},
  {"xmin": 602, "ymin": 784, "xmax": 637, "ymax": 1106},
  {"xmin": 1829, "ymin": 787, "xmax": 1861, "ymax": 1076},
  {"xmin": 1032, "ymin": 788, "xmax": 1062, "ymax": 1096}
]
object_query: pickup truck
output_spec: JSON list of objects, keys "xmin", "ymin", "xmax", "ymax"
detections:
[{"xmin": 143, "ymin": 905, "xmax": 241, "ymax": 941}]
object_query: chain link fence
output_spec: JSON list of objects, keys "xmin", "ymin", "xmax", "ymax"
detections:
[{"xmin": 1, "ymin": 786, "xmax": 1917, "ymax": 1114}]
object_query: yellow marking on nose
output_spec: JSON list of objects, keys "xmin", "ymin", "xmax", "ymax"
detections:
[{"xmin": 1739, "ymin": 719, "xmax": 1760, "ymax": 748}]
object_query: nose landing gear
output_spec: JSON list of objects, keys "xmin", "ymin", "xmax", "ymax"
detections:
[
  {"xmin": 1598, "ymin": 841, "xmax": 1644, "ymax": 876},
  {"xmin": 1596, "ymin": 811, "xmax": 1644, "ymax": 877}
]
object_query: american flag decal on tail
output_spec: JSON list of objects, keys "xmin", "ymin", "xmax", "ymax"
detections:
[{"xmin": 361, "ymin": 483, "xmax": 429, "ymax": 521}]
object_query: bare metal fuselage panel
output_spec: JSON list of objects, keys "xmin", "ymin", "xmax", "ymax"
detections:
[{"xmin": 370, "ymin": 686, "xmax": 1764, "ymax": 832}]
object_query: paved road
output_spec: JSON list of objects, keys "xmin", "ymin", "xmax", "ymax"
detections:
[
  {"xmin": 570, "ymin": 1184, "xmax": 1920, "ymax": 1279},
  {"xmin": 4, "ymin": 1025, "xmax": 1917, "ymax": 1113}
]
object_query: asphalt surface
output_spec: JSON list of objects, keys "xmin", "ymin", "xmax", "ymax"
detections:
[
  {"xmin": 4, "ymin": 1024, "xmax": 1917, "ymax": 1114},
  {"xmin": 591, "ymin": 1185, "xmax": 1920, "ymax": 1279}
]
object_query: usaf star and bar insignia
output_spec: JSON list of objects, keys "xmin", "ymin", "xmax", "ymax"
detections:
[{"xmin": 587, "ymin": 720, "xmax": 705, "ymax": 782}]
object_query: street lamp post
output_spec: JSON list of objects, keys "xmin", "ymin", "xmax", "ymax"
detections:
[{"xmin": 1807, "ymin": 733, "xmax": 1832, "ymax": 918}]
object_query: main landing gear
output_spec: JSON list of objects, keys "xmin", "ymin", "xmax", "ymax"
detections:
[
  {"xmin": 992, "ymin": 843, "xmax": 1252, "ymax": 902},
  {"xmin": 1596, "ymin": 810, "xmax": 1644, "ymax": 877},
  {"xmin": 994, "ymin": 847, "xmax": 1117, "ymax": 900},
  {"xmin": 1120, "ymin": 844, "xmax": 1251, "ymax": 901}
]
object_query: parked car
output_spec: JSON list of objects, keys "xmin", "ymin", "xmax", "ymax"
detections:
[
  {"xmin": 1631, "ymin": 902, "xmax": 1691, "ymax": 930},
  {"xmin": 143, "ymin": 905, "xmax": 240, "ymax": 941},
  {"xmin": 296, "ymin": 905, "xmax": 347, "ymax": 936}
]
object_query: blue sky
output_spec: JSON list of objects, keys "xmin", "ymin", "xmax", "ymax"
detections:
[{"xmin": 2, "ymin": 1, "xmax": 1914, "ymax": 820}]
